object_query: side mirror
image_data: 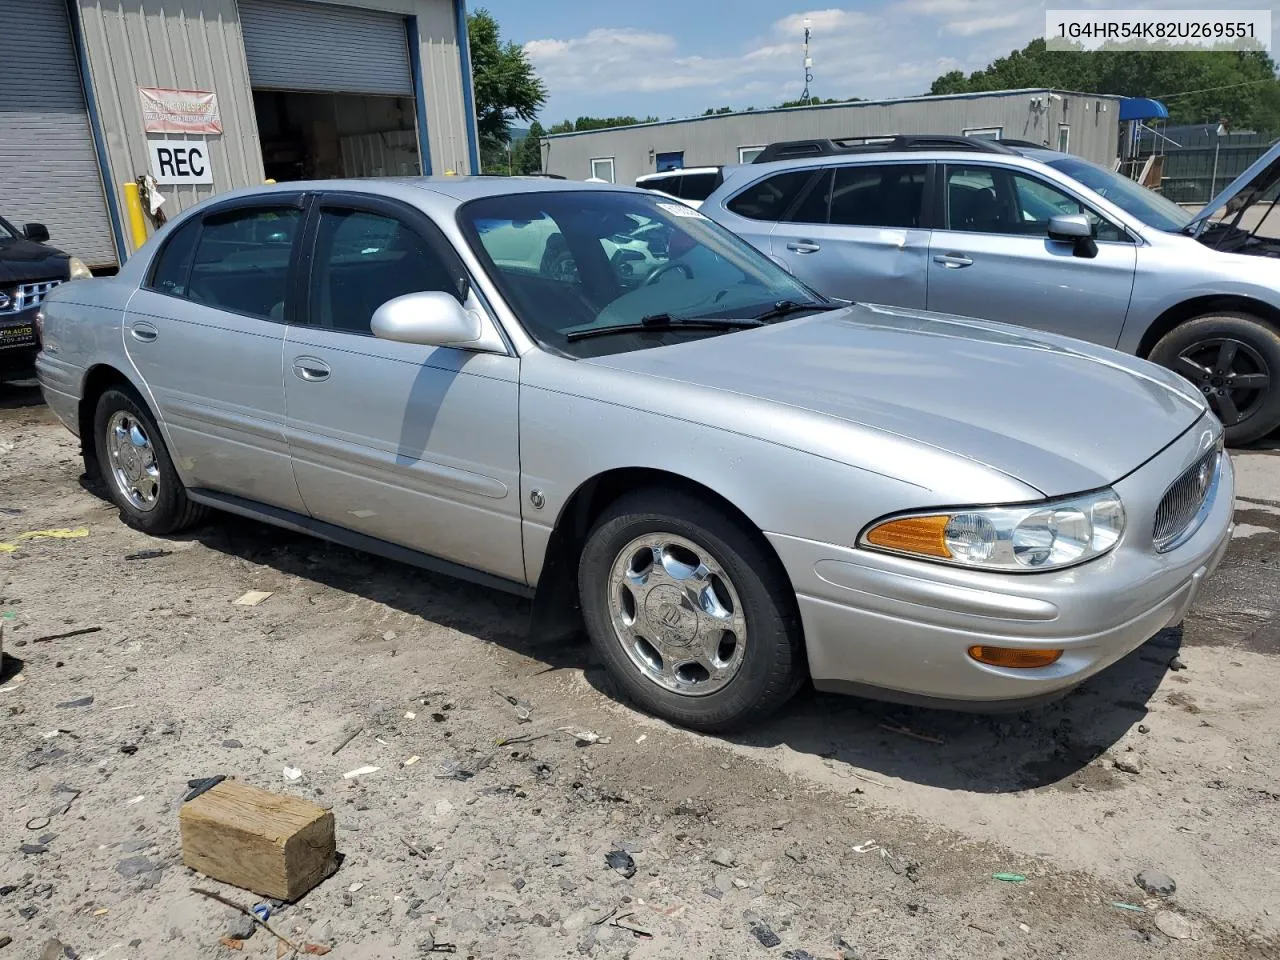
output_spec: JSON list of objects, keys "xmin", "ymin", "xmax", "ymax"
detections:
[
  {"xmin": 370, "ymin": 291, "xmax": 483, "ymax": 348},
  {"xmin": 23, "ymin": 222, "xmax": 50, "ymax": 243},
  {"xmin": 1047, "ymin": 214, "xmax": 1097, "ymax": 259}
]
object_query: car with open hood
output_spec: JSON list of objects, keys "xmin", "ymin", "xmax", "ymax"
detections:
[
  {"xmin": 703, "ymin": 135, "xmax": 1280, "ymax": 445},
  {"xmin": 35, "ymin": 177, "xmax": 1233, "ymax": 730},
  {"xmin": 1, "ymin": 214, "xmax": 92, "ymax": 381}
]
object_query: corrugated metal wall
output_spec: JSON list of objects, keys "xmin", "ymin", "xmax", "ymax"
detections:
[
  {"xmin": 75, "ymin": 0, "xmax": 476, "ymax": 245},
  {"xmin": 544, "ymin": 91, "xmax": 1123, "ymax": 186},
  {"xmin": 76, "ymin": 0, "xmax": 266, "ymax": 218}
]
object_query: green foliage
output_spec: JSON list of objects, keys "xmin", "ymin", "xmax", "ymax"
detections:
[
  {"xmin": 513, "ymin": 120, "xmax": 545, "ymax": 174},
  {"xmin": 777, "ymin": 96, "xmax": 862, "ymax": 108},
  {"xmin": 467, "ymin": 8, "xmax": 546, "ymax": 171},
  {"xmin": 929, "ymin": 38, "xmax": 1280, "ymax": 132}
]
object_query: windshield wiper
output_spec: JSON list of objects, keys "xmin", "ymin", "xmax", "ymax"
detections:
[
  {"xmin": 565, "ymin": 313, "xmax": 763, "ymax": 342},
  {"xmin": 750, "ymin": 299, "xmax": 843, "ymax": 323}
]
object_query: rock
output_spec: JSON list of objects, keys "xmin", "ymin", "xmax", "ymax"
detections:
[
  {"xmin": 715, "ymin": 871, "xmax": 734, "ymax": 894},
  {"xmin": 37, "ymin": 938, "xmax": 65, "ymax": 960},
  {"xmin": 1154, "ymin": 911, "xmax": 1194, "ymax": 940},
  {"xmin": 1137, "ymin": 724, "xmax": 1150, "ymax": 734},
  {"xmin": 1135, "ymin": 869, "xmax": 1177, "ymax": 898},
  {"xmin": 17, "ymin": 906, "xmax": 37, "ymax": 920},
  {"xmin": 605, "ymin": 850, "xmax": 636, "ymax": 878},
  {"xmin": 750, "ymin": 920, "xmax": 782, "ymax": 948},
  {"xmin": 710, "ymin": 848, "xmax": 736, "ymax": 867},
  {"xmin": 119, "ymin": 745, "xmax": 138, "ymax": 755},
  {"xmin": 225, "ymin": 909, "xmax": 257, "ymax": 941},
  {"xmin": 115, "ymin": 856, "xmax": 154, "ymax": 878},
  {"xmin": 783, "ymin": 952, "xmax": 816, "ymax": 960},
  {"xmin": 1113, "ymin": 755, "xmax": 1143, "ymax": 775},
  {"xmin": 784, "ymin": 847, "xmax": 807, "ymax": 864},
  {"xmin": 222, "ymin": 739, "xmax": 243, "ymax": 749},
  {"xmin": 1169, "ymin": 656, "xmax": 1187, "ymax": 672},
  {"xmin": 20, "ymin": 843, "xmax": 48, "ymax": 855},
  {"xmin": 56, "ymin": 696, "xmax": 93, "ymax": 709}
]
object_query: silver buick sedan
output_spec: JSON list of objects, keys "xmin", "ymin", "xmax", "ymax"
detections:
[{"xmin": 36, "ymin": 178, "xmax": 1233, "ymax": 730}]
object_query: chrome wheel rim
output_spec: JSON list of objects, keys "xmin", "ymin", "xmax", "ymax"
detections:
[
  {"xmin": 606, "ymin": 533, "xmax": 747, "ymax": 697},
  {"xmin": 105, "ymin": 410, "xmax": 160, "ymax": 512},
  {"xmin": 1173, "ymin": 337, "xmax": 1271, "ymax": 427}
]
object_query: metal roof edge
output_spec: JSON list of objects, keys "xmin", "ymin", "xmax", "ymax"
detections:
[{"xmin": 542, "ymin": 88, "xmax": 1124, "ymax": 140}]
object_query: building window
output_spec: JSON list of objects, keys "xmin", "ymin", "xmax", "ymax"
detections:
[
  {"xmin": 590, "ymin": 158, "xmax": 615, "ymax": 183},
  {"xmin": 962, "ymin": 126, "xmax": 1003, "ymax": 140},
  {"xmin": 738, "ymin": 145, "xmax": 766, "ymax": 164},
  {"xmin": 655, "ymin": 151, "xmax": 684, "ymax": 171},
  {"xmin": 1057, "ymin": 124, "xmax": 1070, "ymax": 153}
]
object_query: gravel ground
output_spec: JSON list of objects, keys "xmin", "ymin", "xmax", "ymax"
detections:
[{"xmin": 2, "ymin": 384, "xmax": 1279, "ymax": 960}]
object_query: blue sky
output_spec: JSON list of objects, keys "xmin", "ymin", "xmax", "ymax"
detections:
[{"xmin": 477, "ymin": 0, "xmax": 1279, "ymax": 125}]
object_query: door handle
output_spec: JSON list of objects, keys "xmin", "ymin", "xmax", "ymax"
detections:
[
  {"xmin": 291, "ymin": 357, "xmax": 330, "ymax": 382},
  {"xmin": 129, "ymin": 322, "xmax": 158, "ymax": 342},
  {"xmin": 786, "ymin": 240, "xmax": 821, "ymax": 254},
  {"xmin": 933, "ymin": 253, "xmax": 974, "ymax": 269}
]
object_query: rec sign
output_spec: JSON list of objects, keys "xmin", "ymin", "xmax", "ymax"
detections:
[{"xmin": 148, "ymin": 139, "xmax": 213, "ymax": 185}]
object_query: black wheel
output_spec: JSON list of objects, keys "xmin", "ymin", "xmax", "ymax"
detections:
[
  {"xmin": 578, "ymin": 489, "xmax": 805, "ymax": 732},
  {"xmin": 93, "ymin": 386, "xmax": 206, "ymax": 535},
  {"xmin": 1149, "ymin": 312, "xmax": 1280, "ymax": 446}
]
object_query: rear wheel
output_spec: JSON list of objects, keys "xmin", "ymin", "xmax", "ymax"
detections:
[
  {"xmin": 93, "ymin": 387, "xmax": 206, "ymax": 535},
  {"xmin": 1149, "ymin": 312, "xmax": 1280, "ymax": 446},
  {"xmin": 578, "ymin": 489, "xmax": 805, "ymax": 732}
]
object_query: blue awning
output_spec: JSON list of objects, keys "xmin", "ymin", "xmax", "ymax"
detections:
[{"xmin": 1119, "ymin": 98, "xmax": 1170, "ymax": 122}]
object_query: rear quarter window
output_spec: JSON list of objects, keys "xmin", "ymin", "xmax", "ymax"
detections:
[{"xmin": 725, "ymin": 170, "xmax": 820, "ymax": 221}]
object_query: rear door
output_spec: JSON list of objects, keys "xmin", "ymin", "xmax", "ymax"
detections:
[
  {"xmin": 769, "ymin": 161, "xmax": 931, "ymax": 307},
  {"xmin": 925, "ymin": 163, "xmax": 1137, "ymax": 345},
  {"xmin": 123, "ymin": 198, "xmax": 306, "ymax": 511},
  {"xmin": 719, "ymin": 168, "xmax": 823, "ymax": 271},
  {"xmin": 282, "ymin": 193, "xmax": 524, "ymax": 581}
]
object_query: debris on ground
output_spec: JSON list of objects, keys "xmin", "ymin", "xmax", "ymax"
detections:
[
  {"xmin": 604, "ymin": 850, "xmax": 636, "ymax": 878},
  {"xmin": 992, "ymin": 872, "xmax": 1027, "ymax": 883},
  {"xmin": 1154, "ymin": 910, "xmax": 1195, "ymax": 940},
  {"xmin": 492, "ymin": 687, "xmax": 532, "ymax": 723},
  {"xmin": 330, "ymin": 726, "xmax": 363, "ymax": 756},
  {"xmin": 124, "ymin": 549, "xmax": 171, "ymax": 560},
  {"xmin": 1136, "ymin": 869, "xmax": 1177, "ymax": 897},
  {"xmin": 1113, "ymin": 754, "xmax": 1144, "ymax": 775},
  {"xmin": 232, "ymin": 590, "xmax": 274, "ymax": 606},
  {"xmin": 31, "ymin": 626, "xmax": 102, "ymax": 643},
  {"xmin": 282, "ymin": 766, "xmax": 303, "ymax": 781},
  {"xmin": 878, "ymin": 722, "xmax": 944, "ymax": 745},
  {"xmin": 710, "ymin": 848, "xmax": 736, "ymax": 867},
  {"xmin": 55, "ymin": 696, "xmax": 93, "ymax": 709},
  {"xmin": 0, "ymin": 527, "xmax": 89, "ymax": 553},
  {"xmin": 749, "ymin": 919, "xmax": 782, "ymax": 948},
  {"xmin": 341, "ymin": 765, "xmax": 379, "ymax": 779},
  {"xmin": 1112, "ymin": 902, "xmax": 1146, "ymax": 912},
  {"xmin": 560, "ymin": 726, "xmax": 610, "ymax": 745}
]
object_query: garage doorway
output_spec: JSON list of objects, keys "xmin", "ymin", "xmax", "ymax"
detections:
[
  {"xmin": 239, "ymin": 0, "xmax": 425, "ymax": 182},
  {"xmin": 253, "ymin": 91, "xmax": 420, "ymax": 181}
]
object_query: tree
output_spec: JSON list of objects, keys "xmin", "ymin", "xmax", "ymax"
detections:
[
  {"xmin": 467, "ymin": 8, "xmax": 546, "ymax": 171},
  {"xmin": 702, "ymin": 106, "xmax": 734, "ymax": 115},
  {"xmin": 777, "ymin": 96, "xmax": 862, "ymax": 108},
  {"xmin": 513, "ymin": 120, "xmax": 545, "ymax": 174},
  {"xmin": 929, "ymin": 38, "xmax": 1280, "ymax": 132}
]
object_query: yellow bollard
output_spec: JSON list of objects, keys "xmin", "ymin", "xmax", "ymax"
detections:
[
  {"xmin": 264, "ymin": 178, "xmax": 276, "ymax": 184},
  {"xmin": 122, "ymin": 181, "xmax": 148, "ymax": 252}
]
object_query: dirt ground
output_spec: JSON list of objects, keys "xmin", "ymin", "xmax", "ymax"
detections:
[{"xmin": 2, "ymin": 382, "xmax": 1279, "ymax": 960}]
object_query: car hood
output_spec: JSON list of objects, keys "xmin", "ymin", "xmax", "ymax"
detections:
[
  {"xmin": 0, "ymin": 236, "xmax": 68, "ymax": 284},
  {"xmin": 1187, "ymin": 137, "xmax": 1280, "ymax": 235},
  {"xmin": 586, "ymin": 304, "xmax": 1207, "ymax": 497}
]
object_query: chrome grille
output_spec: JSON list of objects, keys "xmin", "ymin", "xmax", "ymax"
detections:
[
  {"xmin": 1153, "ymin": 448, "xmax": 1219, "ymax": 552},
  {"xmin": 0, "ymin": 279, "xmax": 63, "ymax": 316}
]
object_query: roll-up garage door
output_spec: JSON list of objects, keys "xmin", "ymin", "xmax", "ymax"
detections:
[
  {"xmin": 239, "ymin": 0, "xmax": 413, "ymax": 96},
  {"xmin": 0, "ymin": 0, "xmax": 117, "ymax": 267}
]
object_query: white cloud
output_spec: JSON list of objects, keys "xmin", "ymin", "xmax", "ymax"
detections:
[{"xmin": 943, "ymin": 12, "xmax": 1029, "ymax": 36}]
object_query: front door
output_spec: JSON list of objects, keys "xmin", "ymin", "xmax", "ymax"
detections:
[
  {"xmin": 282, "ymin": 194, "xmax": 524, "ymax": 582},
  {"xmin": 769, "ymin": 162, "xmax": 932, "ymax": 307},
  {"xmin": 123, "ymin": 199, "xmax": 306, "ymax": 512},
  {"xmin": 926, "ymin": 163, "xmax": 1137, "ymax": 346}
]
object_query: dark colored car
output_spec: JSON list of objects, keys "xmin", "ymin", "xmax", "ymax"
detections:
[{"xmin": 1, "ymin": 215, "xmax": 90, "ymax": 382}]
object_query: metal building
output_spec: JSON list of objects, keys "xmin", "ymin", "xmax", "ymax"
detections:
[
  {"xmin": 542, "ymin": 89, "xmax": 1124, "ymax": 186},
  {"xmin": 0, "ymin": 0, "xmax": 481, "ymax": 270}
]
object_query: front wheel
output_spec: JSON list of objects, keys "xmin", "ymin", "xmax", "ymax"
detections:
[
  {"xmin": 93, "ymin": 386, "xmax": 206, "ymax": 535},
  {"xmin": 578, "ymin": 489, "xmax": 805, "ymax": 732},
  {"xmin": 1149, "ymin": 312, "xmax": 1280, "ymax": 446}
]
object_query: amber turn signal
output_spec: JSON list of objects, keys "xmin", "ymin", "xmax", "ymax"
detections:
[
  {"xmin": 967, "ymin": 645, "xmax": 1063, "ymax": 669},
  {"xmin": 863, "ymin": 514, "xmax": 952, "ymax": 558}
]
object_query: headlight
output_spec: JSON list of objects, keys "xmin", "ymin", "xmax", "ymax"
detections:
[
  {"xmin": 860, "ymin": 489, "xmax": 1125, "ymax": 572},
  {"xmin": 67, "ymin": 256, "xmax": 92, "ymax": 280}
]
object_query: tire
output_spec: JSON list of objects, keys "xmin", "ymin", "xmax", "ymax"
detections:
[
  {"xmin": 1148, "ymin": 312, "xmax": 1280, "ymax": 446},
  {"xmin": 93, "ymin": 386, "xmax": 206, "ymax": 535},
  {"xmin": 577, "ymin": 489, "xmax": 805, "ymax": 732}
]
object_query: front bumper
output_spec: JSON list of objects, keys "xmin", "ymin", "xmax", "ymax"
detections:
[{"xmin": 769, "ymin": 422, "xmax": 1235, "ymax": 710}]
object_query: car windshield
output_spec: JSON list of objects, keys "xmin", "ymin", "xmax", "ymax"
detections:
[
  {"xmin": 459, "ymin": 190, "xmax": 827, "ymax": 356},
  {"xmin": 0, "ymin": 217, "xmax": 17, "ymax": 240},
  {"xmin": 1045, "ymin": 156, "xmax": 1193, "ymax": 232}
]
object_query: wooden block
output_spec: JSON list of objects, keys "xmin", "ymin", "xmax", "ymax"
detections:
[{"xmin": 180, "ymin": 780, "xmax": 335, "ymax": 902}]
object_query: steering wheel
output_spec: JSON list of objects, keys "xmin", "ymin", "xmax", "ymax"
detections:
[{"xmin": 643, "ymin": 261, "xmax": 694, "ymax": 286}]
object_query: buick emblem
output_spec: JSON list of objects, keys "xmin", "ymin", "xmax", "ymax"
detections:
[{"xmin": 659, "ymin": 604, "xmax": 683, "ymax": 628}]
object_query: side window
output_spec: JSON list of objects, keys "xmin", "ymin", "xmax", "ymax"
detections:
[
  {"xmin": 308, "ymin": 208, "xmax": 461, "ymax": 335},
  {"xmin": 676, "ymin": 172, "xmax": 719, "ymax": 202},
  {"xmin": 186, "ymin": 206, "xmax": 301, "ymax": 320},
  {"xmin": 725, "ymin": 169, "xmax": 819, "ymax": 222},
  {"xmin": 829, "ymin": 163, "xmax": 928, "ymax": 228},
  {"xmin": 944, "ymin": 166, "xmax": 1019, "ymax": 234},
  {"xmin": 781, "ymin": 169, "xmax": 832, "ymax": 224},
  {"xmin": 1011, "ymin": 172, "xmax": 1128, "ymax": 242},
  {"xmin": 146, "ymin": 217, "xmax": 200, "ymax": 297}
]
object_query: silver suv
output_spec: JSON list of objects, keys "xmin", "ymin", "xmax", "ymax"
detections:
[{"xmin": 704, "ymin": 135, "xmax": 1280, "ymax": 445}]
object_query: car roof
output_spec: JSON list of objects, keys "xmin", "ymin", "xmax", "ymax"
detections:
[
  {"xmin": 636, "ymin": 167, "xmax": 722, "ymax": 181},
  {"xmin": 726, "ymin": 147, "xmax": 1058, "ymax": 179}
]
